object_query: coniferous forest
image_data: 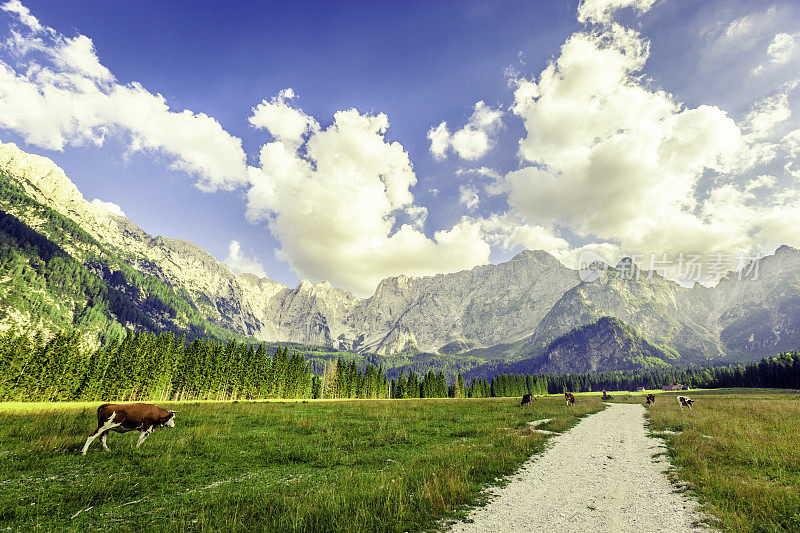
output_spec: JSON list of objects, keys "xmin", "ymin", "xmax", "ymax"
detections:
[
  {"xmin": 0, "ymin": 329, "xmax": 389, "ymax": 402},
  {"xmin": 0, "ymin": 327, "xmax": 798, "ymax": 402}
]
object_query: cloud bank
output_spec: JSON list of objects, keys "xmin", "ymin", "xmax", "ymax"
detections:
[
  {"xmin": 0, "ymin": 1, "xmax": 247, "ymax": 191},
  {"xmin": 502, "ymin": 7, "xmax": 800, "ymax": 270},
  {"xmin": 2, "ymin": 1, "xmax": 800, "ymax": 294}
]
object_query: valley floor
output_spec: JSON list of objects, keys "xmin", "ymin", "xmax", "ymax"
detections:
[{"xmin": 1, "ymin": 390, "xmax": 797, "ymax": 531}]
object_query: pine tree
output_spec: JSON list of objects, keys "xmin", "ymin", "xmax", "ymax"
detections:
[
  {"xmin": 453, "ymin": 373, "xmax": 464, "ymax": 398},
  {"xmin": 321, "ymin": 359, "xmax": 338, "ymax": 399}
]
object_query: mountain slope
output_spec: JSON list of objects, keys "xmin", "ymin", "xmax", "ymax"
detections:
[
  {"xmin": 0, "ymin": 140, "xmax": 583, "ymax": 353},
  {"xmin": 474, "ymin": 316, "xmax": 679, "ymax": 377},
  {"xmin": 710, "ymin": 245, "xmax": 800, "ymax": 356},
  {"xmin": 0, "ymin": 166, "xmax": 248, "ymax": 344},
  {"xmin": 522, "ymin": 265, "xmax": 721, "ymax": 362}
]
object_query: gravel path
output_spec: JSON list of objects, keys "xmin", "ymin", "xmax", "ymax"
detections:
[{"xmin": 449, "ymin": 403, "xmax": 709, "ymax": 532}]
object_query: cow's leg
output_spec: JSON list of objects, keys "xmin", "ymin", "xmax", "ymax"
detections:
[
  {"xmin": 82, "ymin": 412, "xmax": 119, "ymax": 455},
  {"xmin": 100, "ymin": 431, "xmax": 111, "ymax": 451},
  {"xmin": 81, "ymin": 429, "xmax": 101, "ymax": 455},
  {"xmin": 136, "ymin": 427, "xmax": 153, "ymax": 448}
]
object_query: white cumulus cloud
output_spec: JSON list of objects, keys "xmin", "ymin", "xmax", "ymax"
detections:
[
  {"xmin": 577, "ymin": 0, "xmax": 657, "ymax": 25},
  {"xmin": 246, "ymin": 95, "xmax": 491, "ymax": 295},
  {"xmin": 0, "ymin": 2, "xmax": 247, "ymax": 191},
  {"xmin": 249, "ymin": 88, "xmax": 318, "ymax": 147},
  {"xmin": 502, "ymin": 16, "xmax": 800, "ymax": 273},
  {"xmin": 743, "ymin": 91, "xmax": 792, "ymax": 141},
  {"xmin": 478, "ymin": 213, "xmax": 570, "ymax": 254},
  {"xmin": 0, "ymin": 0, "xmax": 39, "ymax": 31},
  {"xmin": 458, "ymin": 184, "xmax": 479, "ymax": 211},
  {"xmin": 427, "ymin": 101, "xmax": 503, "ymax": 161},
  {"xmin": 768, "ymin": 33, "xmax": 796, "ymax": 64},
  {"xmin": 224, "ymin": 241, "xmax": 267, "ymax": 278},
  {"xmin": 750, "ymin": 28, "xmax": 799, "ymax": 76},
  {"xmin": 90, "ymin": 198, "xmax": 125, "ymax": 217}
]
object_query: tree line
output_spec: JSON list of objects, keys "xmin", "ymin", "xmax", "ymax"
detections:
[
  {"xmin": 528, "ymin": 354, "xmax": 800, "ymax": 393},
  {"xmin": 381, "ymin": 353, "xmax": 800, "ymax": 398},
  {"xmin": 0, "ymin": 329, "xmax": 390, "ymax": 402},
  {"xmin": 0, "ymin": 326, "xmax": 798, "ymax": 402}
]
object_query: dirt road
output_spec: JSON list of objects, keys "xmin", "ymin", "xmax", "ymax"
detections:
[{"xmin": 449, "ymin": 403, "xmax": 709, "ymax": 532}]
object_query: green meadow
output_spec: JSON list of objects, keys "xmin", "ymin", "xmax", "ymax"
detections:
[
  {"xmin": 0, "ymin": 396, "xmax": 602, "ymax": 532},
  {"xmin": 3, "ymin": 390, "xmax": 798, "ymax": 532},
  {"xmin": 641, "ymin": 389, "xmax": 800, "ymax": 532}
]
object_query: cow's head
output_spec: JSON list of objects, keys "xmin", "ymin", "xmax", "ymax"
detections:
[{"xmin": 165, "ymin": 411, "xmax": 176, "ymax": 428}]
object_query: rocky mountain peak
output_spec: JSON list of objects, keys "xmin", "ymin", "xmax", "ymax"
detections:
[
  {"xmin": 509, "ymin": 249, "xmax": 560, "ymax": 266},
  {"xmin": 374, "ymin": 274, "xmax": 413, "ymax": 297},
  {"xmin": 774, "ymin": 244, "xmax": 798, "ymax": 255}
]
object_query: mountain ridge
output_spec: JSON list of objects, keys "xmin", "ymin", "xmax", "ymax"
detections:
[
  {"xmin": 487, "ymin": 316, "xmax": 680, "ymax": 377},
  {"xmin": 2, "ymin": 140, "xmax": 800, "ymax": 371}
]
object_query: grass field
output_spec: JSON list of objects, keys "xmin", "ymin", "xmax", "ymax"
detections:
[
  {"xmin": 642, "ymin": 389, "xmax": 800, "ymax": 532},
  {"xmin": 0, "ymin": 396, "xmax": 602, "ymax": 532}
]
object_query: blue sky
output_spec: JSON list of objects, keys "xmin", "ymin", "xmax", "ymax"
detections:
[{"xmin": 1, "ymin": 0, "xmax": 799, "ymax": 295}]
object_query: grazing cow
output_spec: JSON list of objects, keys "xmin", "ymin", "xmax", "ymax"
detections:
[
  {"xmin": 565, "ymin": 392, "xmax": 575, "ymax": 406},
  {"xmin": 82, "ymin": 403, "xmax": 176, "ymax": 455},
  {"xmin": 677, "ymin": 396, "xmax": 693, "ymax": 412},
  {"xmin": 521, "ymin": 393, "xmax": 533, "ymax": 406},
  {"xmin": 645, "ymin": 394, "xmax": 656, "ymax": 405}
]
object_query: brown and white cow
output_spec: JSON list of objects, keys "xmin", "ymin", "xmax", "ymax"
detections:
[
  {"xmin": 677, "ymin": 396, "xmax": 693, "ymax": 412},
  {"xmin": 82, "ymin": 403, "xmax": 175, "ymax": 455},
  {"xmin": 521, "ymin": 393, "xmax": 533, "ymax": 406},
  {"xmin": 645, "ymin": 394, "xmax": 656, "ymax": 405},
  {"xmin": 565, "ymin": 392, "xmax": 575, "ymax": 406}
]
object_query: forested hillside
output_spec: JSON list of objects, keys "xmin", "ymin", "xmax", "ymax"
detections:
[{"xmin": 0, "ymin": 169, "xmax": 247, "ymax": 345}]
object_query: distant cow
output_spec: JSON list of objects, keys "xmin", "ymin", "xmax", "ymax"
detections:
[
  {"xmin": 521, "ymin": 393, "xmax": 533, "ymax": 406},
  {"xmin": 677, "ymin": 396, "xmax": 693, "ymax": 412},
  {"xmin": 645, "ymin": 394, "xmax": 656, "ymax": 405},
  {"xmin": 82, "ymin": 403, "xmax": 176, "ymax": 455},
  {"xmin": 565, "ymin": 392, "xmax": 575, "ymax": 406}
]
